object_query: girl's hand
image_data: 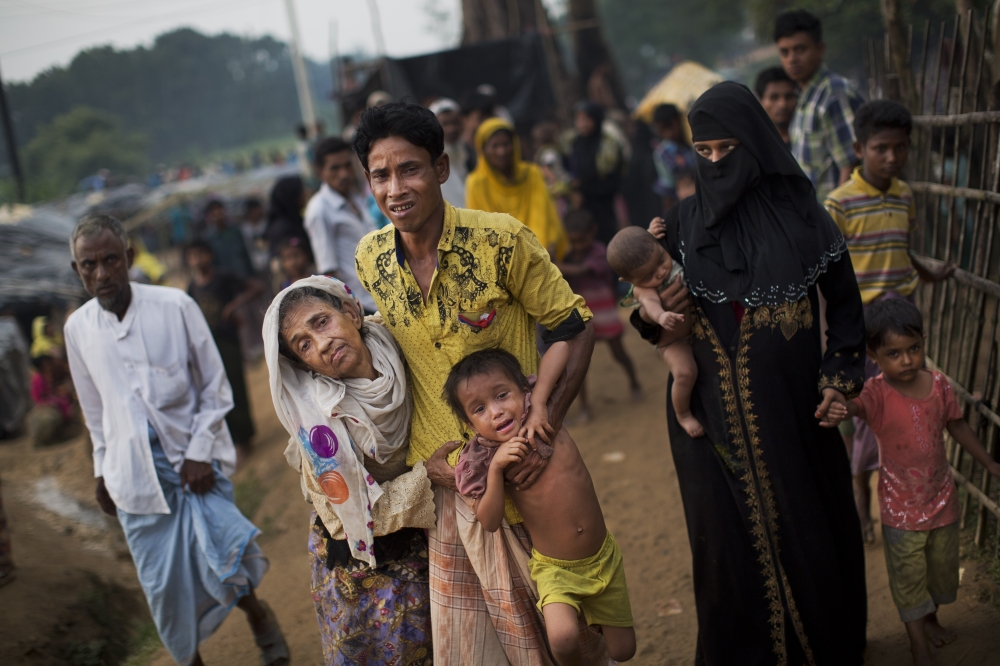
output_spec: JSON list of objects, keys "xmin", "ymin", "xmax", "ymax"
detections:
[
  {"xmin": 815, "ymin": 388, "xmax": 847, "ymax": 427},
  {"xmin": 821, "ymin": 400, "xmax": 849, "ymax": 428},
  {"xmin": 658, "ymin": 310, "xmax": 685, "ymax": 331},
  {"xmin": 520, "ymin": 404, "xmax": 555, "ymax": 445},
  {"xmin": 648, "ymin": 217, "xmax": 667, "ymax": 238},
  {"xmin": 491, "ymin": 438, "xmax": 530, "ymax": 471}
]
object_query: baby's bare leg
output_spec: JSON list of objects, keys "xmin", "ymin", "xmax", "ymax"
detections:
[
  {"xmin": 543, "ymin": 603, "xmax": 583, "ymax": 666},
  {"xmin": 601, "ymin": 625, "xmax": 636, "ymax": 662},
  {"xmin": 660, "ymin": 339, "xmax": 704, "ymax": 438}
]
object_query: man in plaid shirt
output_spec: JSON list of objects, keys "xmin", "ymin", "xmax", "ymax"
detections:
[{"xmin": 777, "ymin": 9, "xmax": 865, "ymax": 200}]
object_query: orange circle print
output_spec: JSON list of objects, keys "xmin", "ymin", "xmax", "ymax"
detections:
[{"xmin": 318, "ymin": 471, "xmax": 350, "ymax": 504}]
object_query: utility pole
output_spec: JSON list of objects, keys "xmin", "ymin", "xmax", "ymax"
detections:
[
  {"xmin": 366, "ymin": 0, "xmax": 388, "ymax": 57},
  {"xmin": 283, "ymin": 0, "xmax": 318, "ymax": 139},
  {"xmin": 0, "ymin": 60, "xmax": 25, "ymax": 202}
]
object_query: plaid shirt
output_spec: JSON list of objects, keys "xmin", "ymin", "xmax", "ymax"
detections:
[{"xmin": 790, "ymin": 66, "xmax": 865, "ymax": 201}]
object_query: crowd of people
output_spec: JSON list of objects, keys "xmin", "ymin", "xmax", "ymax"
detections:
[{"xmin": 2, "ymin": 7, "xmax": 996, "ymax": 666}]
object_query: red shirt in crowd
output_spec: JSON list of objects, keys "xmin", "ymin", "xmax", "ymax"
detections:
[{"xmin": 852, "ymin": 370, "xmax": 963, "ymax": 531}]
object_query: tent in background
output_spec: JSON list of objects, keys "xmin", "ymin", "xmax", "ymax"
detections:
[{"xmin": 633, "ymin": 61, "xmax": 725, "ymax": 142}]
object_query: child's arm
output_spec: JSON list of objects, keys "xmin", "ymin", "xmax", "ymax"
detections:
[
  {"xmin": 522, "ymin": 341, "xmax": 569, "ymax": 443},
  {"xmin": 474, "ymin": 438, "xmax": 530, "ymax": 532},
  {"xmin": 947, "ymin": 419, "xmax": 1000, "ymax": 478},
  {"xmin": 635, "ymin": 286, "xmax": 684, "ymax": 331}
]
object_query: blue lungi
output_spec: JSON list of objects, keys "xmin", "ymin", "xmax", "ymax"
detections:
[{"xmin": 118, "ymin": 428, "xmax": 268, "ymax": 665}]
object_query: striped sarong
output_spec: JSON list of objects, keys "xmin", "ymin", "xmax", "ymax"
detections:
[{"xmin": 428, "ymin": 487, "xmax": 612, "ymax": 665}]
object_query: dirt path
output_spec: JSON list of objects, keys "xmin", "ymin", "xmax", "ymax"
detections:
[{"xmin": 2, "ymin": 323, "xmax": 998, "ymax": 665}]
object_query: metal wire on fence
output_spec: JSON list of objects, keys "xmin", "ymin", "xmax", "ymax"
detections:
[{"xmin": 866, "ymin": 9, "xmax": 1000, "ymax": 555}]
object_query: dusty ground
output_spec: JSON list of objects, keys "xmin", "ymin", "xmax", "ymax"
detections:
[{"xmin": 2, "ymin": 324, "xmax": 999, "ymax": 665}]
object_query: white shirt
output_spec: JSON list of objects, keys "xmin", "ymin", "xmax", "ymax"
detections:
[
  {"xmin": 65, "ymin": 283, "xmax": 236, "ymax": 515},
  {"xmin": 441, "ymin": 140, "xmax": 468, "ymax": 208},
  {"xmin": 304, "ymin": 184, "xmax": 378, "ymax": 312}
]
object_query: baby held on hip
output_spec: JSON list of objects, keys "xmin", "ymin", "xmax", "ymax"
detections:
[{"xmin": 611, "ymin": 220, "xmax": 703, "ymax": 439}]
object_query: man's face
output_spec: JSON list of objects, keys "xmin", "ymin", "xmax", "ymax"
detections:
[
  {"xmin": 72, "ymin": 229, "xmax": 135, "ymax": 313},
  {"xmin": 759, "ymin": 80, "xmax": 799, "ymax": 127},
  {"xmin": 365, "ymin": 135, "xmax": 449, "ymax": 234},
  {"xmin": 205, "ymin": 204, "xmax": 225, "ymax": 227},
  {"xmin": 777, "ymin": 32, "xmax": 825, "ymax": 85},
  {"xmin": 437, "ymin": 110, "xmax": 463, "ymax": 145},
  {"xmin": 185, "ymin": 247, "xmax": 214, "ymax": 273},
  {"xmin": 856, "ymin": 128, "xmax": 910, "ymax": 183},
  {"xmin": 321, "ymin": 149, "xmax": 356, "ymax": 197},
  {"xmin": 574, "ymin": 111, "xmax": 597, "ymax": 137}
]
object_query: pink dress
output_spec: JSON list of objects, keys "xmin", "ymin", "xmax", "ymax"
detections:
[{"xmin": 852, "ymin": 371, "xmax": 963, "ymax": 530}]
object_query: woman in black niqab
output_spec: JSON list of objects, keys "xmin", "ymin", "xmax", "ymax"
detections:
[{"xmin": 632, "ymin": 82, "xmax": 868, "ymax": 666}]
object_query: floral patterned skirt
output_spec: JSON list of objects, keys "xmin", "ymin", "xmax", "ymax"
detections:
[{"xmin": 308, "ymin": 514, "xmax": 432, "ymax": 666}]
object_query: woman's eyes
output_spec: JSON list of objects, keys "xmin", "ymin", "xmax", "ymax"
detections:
[{"xmin": 299, "ymin": 339, "xmax": 311, "ymax": 353}]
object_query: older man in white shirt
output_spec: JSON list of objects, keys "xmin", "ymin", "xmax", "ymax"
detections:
[
  {"xmin": 304, "ymin": 137, "xmax": 378, "ymax": 313},
  {"xmin": 64, "ymin": 213, "xmax": 288, "ymax": 666}
]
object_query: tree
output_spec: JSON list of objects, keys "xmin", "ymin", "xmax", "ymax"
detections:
[
  {"xmin": 23, "ymin": 107, "xmax": 147, "ymax": 197},
  {"xmin": 598, "ymin": 0, "xmax": 744, "ymax": 96}
]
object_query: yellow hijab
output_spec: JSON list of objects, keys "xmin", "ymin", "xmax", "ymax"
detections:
[{"xmin": 466, "ymin": 117, "xmax": 568, "ymax": 260}]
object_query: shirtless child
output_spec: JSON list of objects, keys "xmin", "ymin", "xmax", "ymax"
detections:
[
  {"xmin": 445, "ymin": 346, "xmax": 636, "ymax": 666},
  {"xmin": 607, "ymin": 225, "xmax": 703, "ymax": 438}
]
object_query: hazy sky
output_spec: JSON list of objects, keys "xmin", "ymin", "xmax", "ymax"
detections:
[{"xmin": 0, "ymin": 0, "xmax": 466, "ymax": 83}]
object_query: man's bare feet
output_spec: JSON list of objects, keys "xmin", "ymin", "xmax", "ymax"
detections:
[
  {"xmin": 923, "ymin": 613, "xmax": 956, "ymax": 647},
  {"xmin": 677, "ymin": 412, "xmax": 705, "ymax": 438}
]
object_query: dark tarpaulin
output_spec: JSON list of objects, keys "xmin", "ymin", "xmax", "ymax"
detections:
[{"xmin": 343, "ymin": 33, "xmax": 557, "ymax": 134}]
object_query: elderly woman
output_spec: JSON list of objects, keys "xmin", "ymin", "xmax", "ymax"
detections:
[{"xmin": 263, "ymin": 276, "xmax": 435, "ymax": 666}]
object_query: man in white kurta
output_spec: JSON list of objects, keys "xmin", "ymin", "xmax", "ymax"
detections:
[{"xmin": 64, "ymin": 213, "xmax": 287, "ymax": 666}]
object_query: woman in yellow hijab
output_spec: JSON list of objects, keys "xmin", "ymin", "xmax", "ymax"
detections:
[{"xmin": 466, "ymin": 117, "xmax": 568, "ymax": 260}]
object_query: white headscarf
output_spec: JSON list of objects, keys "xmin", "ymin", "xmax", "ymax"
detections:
[{"xmin": 263, "ymin": 276, "xmax": 411, "ymax": 566}]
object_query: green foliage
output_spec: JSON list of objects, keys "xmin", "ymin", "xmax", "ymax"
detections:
[
  {"xmin": 23, "ymin": 107, "xmax": 147, "ymax": 197},
  {"xmin": 598, "ymin": 0, "xmax": 745, "ymax": 96},
  {"xmin": 6, "ymin": 28, "xmax": 336, "ymax": 166},
  {"xmin": 122, "ymin": 622, "xmax": 163, "ymax": 666}
]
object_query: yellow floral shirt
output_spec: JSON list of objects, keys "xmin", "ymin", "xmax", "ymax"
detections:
[{"xmin": 356, "ymin": 202, "xmax": 591, "ymax": 468}]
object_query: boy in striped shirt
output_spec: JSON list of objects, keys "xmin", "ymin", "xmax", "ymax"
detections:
[{"xmin": 824, "ymin": 100, "xmax": 954, "ymax": 545}]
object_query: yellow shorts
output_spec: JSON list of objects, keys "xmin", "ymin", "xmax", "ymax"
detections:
[{"xmin": 528, "ymin": 531, "xmax": 633, "ymax": 628}]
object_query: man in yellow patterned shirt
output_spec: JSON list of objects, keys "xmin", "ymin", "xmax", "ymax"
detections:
[{"xmin": 353, "ymin": 102, "xmax": 603, "ymax": 665}]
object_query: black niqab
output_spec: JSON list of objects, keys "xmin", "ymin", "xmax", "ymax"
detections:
[{"xmin": 678, "ymin": 81, "xmax": 846, "ymax": 307}]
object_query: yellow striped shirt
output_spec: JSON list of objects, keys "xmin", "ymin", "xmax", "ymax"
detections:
[{"xmin": 824, "ymin": 168, "xmax": 919, "ymax": 304}]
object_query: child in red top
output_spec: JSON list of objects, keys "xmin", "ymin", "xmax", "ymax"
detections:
[{"xmin": 829, "ymin": 298, "xmax": 1000, "ymax": 666}]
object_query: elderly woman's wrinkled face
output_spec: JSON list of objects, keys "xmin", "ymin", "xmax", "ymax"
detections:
[{"xmin": 281, "ymin": 298, "xmax": 371, "ymax": 379}]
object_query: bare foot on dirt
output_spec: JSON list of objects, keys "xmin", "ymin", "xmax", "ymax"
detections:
[
  {"xmin": 924, "ymin": 614, "xmax": 956, "ymax": 647},
  {"xmin": 677, "ymin": 412, "xmax": 705, "ymax": 438}
]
